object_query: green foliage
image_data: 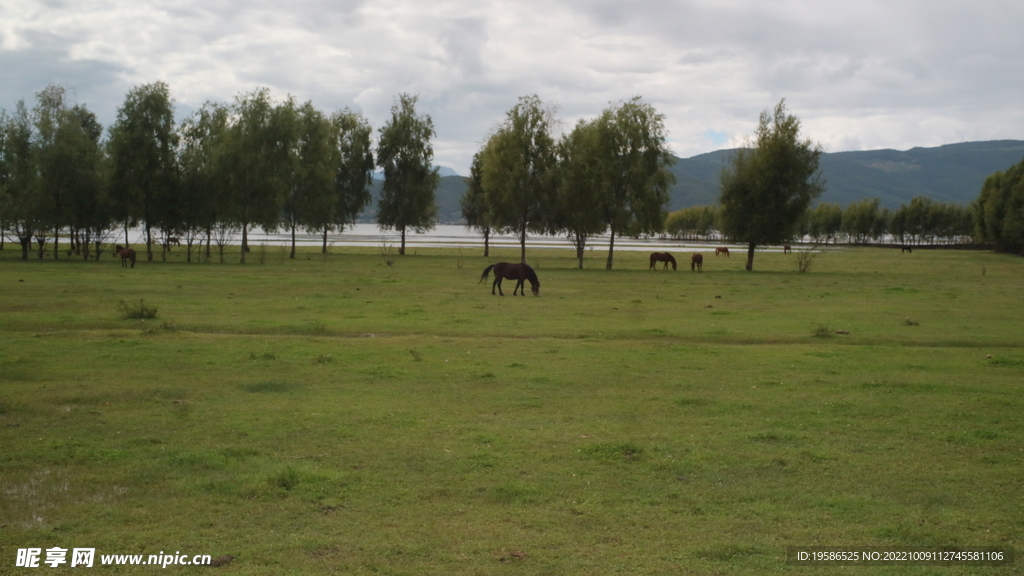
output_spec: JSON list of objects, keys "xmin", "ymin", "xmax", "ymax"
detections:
[
  {"xmin": 219, "ymin": 88, "xmax": 298, "ymax": 262},
  {"xmin": 459, "ymin": 151, "xmax": 494, "ymax": 256},
  {"xmin": 328, "ymin": 108, "xmax": 374, "ymax": 247},
  {"xmin": 719, "ymin": 99, "xmax": 824, "ymax": 270},
  {"xmin": 974, "ymin": 156, "xmax": 1024, "ymax": 253},
  {"xmin": 117, "ymin": 299, "xmax": 158, "ymax": 320},
  {"xmin": 591, "ymin": 97, "xmax": 675, "ymax": 269},
  {"xmin": 107, "ymin": 81, "xmax": 179, "ymax": 262},
  {"xmin": 556, "ymin": 118, "xmax": 607, "ymax": 268},
  {"xmin": 376, "ymin": 94, "xmax": 440, "ymax": 255},
  {"xmin": 664, "ymin": 205, "xmax": 719, "ymax": 239},
  {"xmin": 480, "ymin": 94, "xmax": 558, "ymax": 263}
]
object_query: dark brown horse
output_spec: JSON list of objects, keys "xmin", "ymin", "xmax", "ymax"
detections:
[
  {"xmin": 901, "ymin": 245, "xmax": 913, "ymax": 253},
  {"xmin": 115, "ymin": 245, "xmax": 136, "ymax": 268},
  {"xmin": 480, "ymin": 262, "xmax": 540, "ymax": 296},
  {"xmin": 649, "ymin": 252, "xmax": 677, "ymax": 270},
  {"xmin": 783, "ymin": 245, "xmax": 792, "ymax": 254},
  {"xmin": 715, "ymin": 247, "xmax": 730, "ymax": 257},
  {"xmin": 691, "ymin": 253, "xmax": 703, "ymax": 272}
]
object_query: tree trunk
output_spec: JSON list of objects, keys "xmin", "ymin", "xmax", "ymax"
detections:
[
  {"xmin": 53, "ymin": 226, "xmax": 59, "ymax": 260},
  {"xmin": 745, "ymin": 242, "xmax": 756, "ymax": 271},
  {"xmin": 290, "ymin": 221, "xmax": 297, "ymax": 259},
  {"xmin": 519, "ymin": 226, "xmax": 527, "ymax": 263},
  {"xmin": 240, "ymin": 224, "xmax": 248, "ymax": 263},
  {"xmin": 605, "ymin": 228, "xmax": 616, "ymax": 269},
  {"xmin": 399, "ymin": 227, "xmax": 406, "ymax": 255},
  {"xmin": 20, "ymin": 236, "xmax": 31, "ymax": 260},
  {"xmin": 145, "ymin": 223, "xmax": 153, "ymax": 261},
  {"xmin": 322, "ymin": 226, "xmax": 329, "ymax": 254},
  {"xmin": 483, "ymin": 228, "xmax": 490, "ymax": 258}
]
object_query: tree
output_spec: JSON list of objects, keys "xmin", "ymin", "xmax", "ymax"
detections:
[
  {"xmin": 376, "ymin": 93, "xmax": 439, "ymax": 255},
  {"xmin": 0, "ymin": 102, "xmax": 42, "ymax": 259},
  {"xmin": 460, "ymin": 151, "xmax": 496, "ymax": 257},
  {"xmin": 841, "ymin": 198, "xmax": 881, "ymax": 244},
  {"xmin": 480, "ymin": 94, "xmax": 558, "ymax": 263},
  {"xmin": 591, "ymin": 97, "xmax": 675, "ymax": 269},
  {"xmin": 220, "ymin": 89, "xmax": 296, "ymax": 263},
  {"xmin": 325, "ymin": 109, "xmax": 374, "ymax": 253},
  {"xmin": 805, "ymin": 202, "xmax": 842, "ymax": 244},
  {"xmin": 719, "ymin": 99, "xmax": 824, "ymax": 271},
  {"xmin": 178, "ymin": 101, "xmax": 229, "ymax": 262},
  {"xmin": 108, "ymin": 81, "xmax": 179, "ymax": 261},
  {"xmin": 283, "ymin": 101, "xmax": 334, "ymax": 259},
  {"xmin": 973, "ymin": 162, "xmax": 1024, "ymax": 253},
  {"xmin": 555, "ymin": 118, "xmax": 606, "ymax": 268}
]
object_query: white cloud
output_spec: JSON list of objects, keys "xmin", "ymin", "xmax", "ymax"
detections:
[{"xmin": 2, "ymin": 0, "xmax": 1022, "ymax": 174}]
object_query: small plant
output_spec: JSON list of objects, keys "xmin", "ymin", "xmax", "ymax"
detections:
[
  {"xmin": 381, "ymin": 242, "xmax": 396, "ymax": 266},
  {"xmin": 811, "ymin": 323, "xmax": 832, "ymax": 338},
  {"xmin": 117, "ymin": 299, "xmax": 158, "ymax": 320},
  {"xmin": 455, "ymin": 247, "xmax": 464, "ymax": 269},
  {"xmin": 312, "ymin": 354, "xmax": 333, "ymax": 364},
  {"xmin": 904, "ymin": 317, "xmax": 920, "ymax": 326},
  {"xmin": 409, "ymin": 349, "xmax": 423, "ymax": 362},
  {"xmin": 795, "ymin": 241, "xmax": 823, "ymax": 273},
  {"xmin": 256, "ymin": 242, "xmax": 268, "ymax": 264},
  {"xmin": 270, "ymin": 466, "xmax": 301, "ymax": 490}
]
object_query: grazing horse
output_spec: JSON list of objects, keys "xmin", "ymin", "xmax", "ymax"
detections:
[
  {"xmin": 691, "ymin": 253, "xmax": 703, "ymax": 272},
  {"xmin": 715, "ymin": 247, "xmax": 730, "ymax": 257},
  {"xmin": 479, "ymin": 262, "xmax": 540, "ymax": 296},
  {"xmin": 115, "ymin": 245, "xmax": 136, "ymax": 268},
  {"xmin": 649, "ymin": 252, "xmax": 677, "ymax": 270},
  {"xmin": 901, "ymin": 245, "xmax": 913, "ymax": 253},
  {"xmin": 783, "ymin": 245, "xmax": 792, "ymax": 254}
]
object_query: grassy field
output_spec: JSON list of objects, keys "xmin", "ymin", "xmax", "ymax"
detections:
[{"xmin": 1, "ymin": 244, "xmax": 1022, "ymax": 574}]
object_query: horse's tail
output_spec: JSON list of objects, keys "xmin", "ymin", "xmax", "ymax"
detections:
[{"xmin": 479, "ymin": 264, "xmax": 495, "ymax": 284}]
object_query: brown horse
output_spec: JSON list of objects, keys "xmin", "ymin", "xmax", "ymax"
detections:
[
  {"xmin": 649, "ymin": 252, "xmax": 677, "ymax": 270},
  {"xmin": 115, "ymin": 245, "xmax": 136, "ymax": 268},
  {"xmin": 783, "ymin": 245, "xmax": 792, "ymax": 254},
  {"xmin": 480, "ymin": 262, "xmax": 540, "ymax": 296},
  {"xmin": 691, "ymin": 253, "xmax": 703, "ymax": 272},
  {"xmin": 715, "ymin": 247, "xmax": 730, "ymax": 257},
  {"xmin": 901, "ymin": 245, "xmax": 913, "ymax": 253}
]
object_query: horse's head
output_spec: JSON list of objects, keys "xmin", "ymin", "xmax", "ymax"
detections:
[{"xmin": 531, "ymin": 281, "xmax": 540, "ymax": 296}]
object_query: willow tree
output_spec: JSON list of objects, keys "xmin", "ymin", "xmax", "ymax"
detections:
[
  {"xmin": 592, "ymin": 97, "xmax": 675, "ymax": 269},
  {"xmin": 220, "ymin": 89, "xmax": 297, "ymax": 263},
  {"xmin": 556, "ymin": 118, "xmax": 606, "ymax": 268},
  {"xmin": 480, "ymin": 94, "xmax": 558, "ymax": 263},
  {"xmin": 326, "ymin": 109, "xmax": 374, "ymax": 253},
  {"xmin": 108, "ymin": 81, "xmax": 179, "ymax": 261},
  {"xmin": 719, "ymin": 99, "xmax": 824, "ymax": 271},
  {"xmin": 376, "ymin": 94, "xmax": 439, "ymax": 255},
  {"xmin": 460, "ymin": 151, "xmax": 496, "ymax": 257},
  {"xmin": 178, "ymin": 101, "xmax": 229, "ymax": 261}
]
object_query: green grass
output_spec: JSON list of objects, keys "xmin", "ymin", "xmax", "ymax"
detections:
[{"xmin": 1, "ymin": 245, "xmax": 1022, "ymax": 574}]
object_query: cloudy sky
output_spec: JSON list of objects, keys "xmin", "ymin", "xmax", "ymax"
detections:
[{"xmin": 2, "ymin": 0, "xmax": 1022, "ymax": 174}]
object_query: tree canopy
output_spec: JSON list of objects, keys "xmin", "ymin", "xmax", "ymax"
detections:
[
  {"xmin": 376, "ymin": 93, "xmax": 439, "ymax": 255},
  {"xmin": 479, "ymin": 94, "xmax": 559, "ymax": 264},
  {"xmin": 719, "ymin": 99, "xmax": 824, "ymax": 270}
]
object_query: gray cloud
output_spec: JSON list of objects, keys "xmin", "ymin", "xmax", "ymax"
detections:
[{"xmin": 2, "ymin": 0, "xmax": 1021, "ymax": 174}]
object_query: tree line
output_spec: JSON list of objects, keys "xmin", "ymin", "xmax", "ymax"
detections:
[
  {"xmin": 667, "ymin": 196, "xmax": 976, "ymax": 246},
  {"xmin": 0, "ymin": 83, "xmax": 435, "ymax": 263},
  {"xmin": 4, "ymin": 84, "xmax": 1021, "ymax": 269}
]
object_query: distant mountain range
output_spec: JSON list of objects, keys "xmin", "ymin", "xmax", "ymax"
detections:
[{"xmin": 360, "ymin": 140, "xmax": 1024, "ymax": 223}]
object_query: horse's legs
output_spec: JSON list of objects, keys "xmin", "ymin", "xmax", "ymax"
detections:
[
  {"xmin": 492, "ymin": 277, "xmax": 503, "ymax": 296},
  {"xmin": 514, "ymin": 279, "xmax": 525, "ymax": 295}
]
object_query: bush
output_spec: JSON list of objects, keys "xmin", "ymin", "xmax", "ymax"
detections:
[{"xmin": 117, "ymin": 299, "xmax": 158, "ymax": 320}]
